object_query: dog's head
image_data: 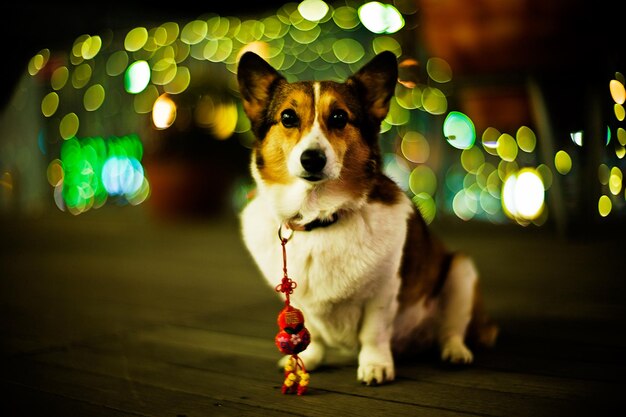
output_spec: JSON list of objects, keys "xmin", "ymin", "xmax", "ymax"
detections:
[{"xmin": 237, "ymin": 51, "xmax": 397, "ymax": 221}]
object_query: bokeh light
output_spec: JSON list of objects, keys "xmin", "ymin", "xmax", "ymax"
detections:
[
  {"xmin": 59, "ymin": 113, "xmax": 79, "ymax": 140},
  {"xmin": 401, "ymin": 131, "xmax": 430, "ymax": 163},
  {"xmin": 496, "ymin": 134, "xmax": 518, "ymax": 162},
  {"xmin": 570, "ymin": 130, "xmax": 583, "ymax": 146},
  {"xmin": 27, "ymin": 49, "xmax": 50, "ymax": 75},
  {"xmin": 443, "ymin": 111, "xmax": 475, "ymax": 150},
  {"xmin": 409, "ymin": 165, "xmax": 437, "ymax": 197},
  {"xmin": 516, "ymin": 126, "xmax": 536, "ymax": 153},
  {"xmin": 125, "ymin": 60, "xmax": 151, "ymax": 94},
  {"xmin": 554, "ymin": 150, "xmax": 572, "ymax": 175},
  {"xmin": 598, "ymin": 195, "xmax": 612, "ymax": 217},
  {"xmin": 426, "ymin": 58, "xmax": 452, "ymax": 83},
  {"xmin": 502, "ymin": 169, "xmax": 545, "ymax": 224},
  {"xmin": 358, "ymin": 1, "xmax": 404, "ymax": 34},
  {"xmin": 25, "ymin": 0, "xmax": 618, "ymax": 226},
  {"xmin": 610, "ymin": 79, "xmax": 625, "ymax": 104},
  {"xmin": 152, "ymin": 94, "xmax": 177, "ymax": 129},
  {"xmin": 83, "ymin": 84, "xmax": 105, "ymax": 111},
  {"xmin": 41, "ymin": 92, "xmax": 59, "ymax": 117},
  {"xmin": 298, "ymin": 0, "xmax": 329, "ymax": 22}
]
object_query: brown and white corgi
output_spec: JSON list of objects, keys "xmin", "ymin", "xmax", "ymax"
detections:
[{"xmin": 237, "ymin": 51, "xmax": 498, "ymax": 385}]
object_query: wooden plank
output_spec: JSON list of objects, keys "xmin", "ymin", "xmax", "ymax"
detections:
[
  {"xmin": 7, "ymin": 350, "xmax": 475, "ymax": 417},
  {"xmin": 6, "ymin": 383, "xmax": 146, "ymax": 417},
  {"xmin": 33, "ymin": 324, "xmax": 620, "ymax": 417},
  {"xmin": 4, "ymin": 360, "xmax": 296, "ymax": 417}
]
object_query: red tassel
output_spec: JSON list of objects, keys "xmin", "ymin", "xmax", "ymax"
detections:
[{"xmin": 275, "ymin": 225, "xmax": 311, "ymax": 395}]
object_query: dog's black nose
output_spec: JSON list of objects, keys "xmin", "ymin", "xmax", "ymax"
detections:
[{"xmin": 300, "ymin": 149, "xmax": 326, "ymax": 174}]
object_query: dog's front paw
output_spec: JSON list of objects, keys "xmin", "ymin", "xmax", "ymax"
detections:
[
  {"xmin": 357, "ymin": 362, "xmax": 395, "ymax": 386},
  {"xmin": 441, "ymin": 336, "xmax": 474, "ymax": 364},
  {"xmin": 357, "ymin": 346, "xmax": 395, "ymax": 385}
]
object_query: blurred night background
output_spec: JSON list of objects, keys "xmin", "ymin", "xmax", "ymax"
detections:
[
  {"xmin": 1, "ymin": 0, "xmax": 625, "ymax": 315},
  {"xmin": 2, "ymin": 2, "xmax": 626, "ymax": 415},
  {"xmin": 1, "ymin": 0, "xmax": 624, "ymax": 234}
]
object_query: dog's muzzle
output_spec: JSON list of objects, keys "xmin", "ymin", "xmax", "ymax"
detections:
[{"xmin": 300, "ymin": 149, "xmax": 327, "ymax": 182}]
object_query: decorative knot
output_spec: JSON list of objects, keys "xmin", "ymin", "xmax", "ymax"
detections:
[{"xmin": 275, "ymin": 277, "xmax": 297, "ymax": 295}]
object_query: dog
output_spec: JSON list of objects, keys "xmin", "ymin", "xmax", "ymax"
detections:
[{"xmin": 237, "ymin": 50, "xmax": 498, "ymax": 386}]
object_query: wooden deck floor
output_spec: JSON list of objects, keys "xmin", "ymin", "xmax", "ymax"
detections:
[{"xmin": 1, "ymin": 207, "xmax": 624, "ymax": 416}]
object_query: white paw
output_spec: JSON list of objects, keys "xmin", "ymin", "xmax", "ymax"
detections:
[
  {"xmin": 357, "ymin": 362, "xmax": 395, "ymax": 386},
  {"xmin": 441, "ymin": 337, "xmax": 474, "ymax": 364},
  {"xmin": 357, "ymin": 346, "xmax": 395, "ymax": 385}
]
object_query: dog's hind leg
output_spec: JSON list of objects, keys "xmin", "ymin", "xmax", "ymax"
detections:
[{"xmin": 437, "ymin": 253, "xmax": 477, "ymax": 364}]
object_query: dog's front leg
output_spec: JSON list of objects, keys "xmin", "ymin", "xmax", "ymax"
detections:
[{"xmin": 357, "ymin": 283, "xmax": 399, "ymax": 386}]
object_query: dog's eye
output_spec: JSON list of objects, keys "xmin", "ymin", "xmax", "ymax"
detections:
[
  {"xmin": 329, "ymin": 109, "xmax": 348, "ymax": 129},
  {"xmin": 281, "ymin": 109, "xmax": 299, "ymax": 128}
]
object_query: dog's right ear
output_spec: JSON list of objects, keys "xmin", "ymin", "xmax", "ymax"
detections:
[{"xmin": 237, "ymin": 52, "xmax": 285, "ymax": 132}]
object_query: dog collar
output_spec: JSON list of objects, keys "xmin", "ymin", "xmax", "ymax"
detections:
[{"xmin": 286, "ymin": 212, "xmax": 340, "ymax": 232}]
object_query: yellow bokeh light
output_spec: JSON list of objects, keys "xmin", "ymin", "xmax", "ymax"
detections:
[
  {"xmin": 298, "ymin": 0, "xmax": 329, "ymax": 22},
  {"xmin": 125, "ymin": 27, "xmax": 148, "ymax": 52},
  {"xmin": 481, "ymin": 127, "xmax": 500, "ymax": 155},
  {"xmin": 516, "ymin": 125, "xmax": 537, "ymax": 153},
  {"xmin": 59, "ymin": 113, "xmax": 79, "ymax": 140},
  {"xmin": 333, "ymin": 6, "xmax": 359, "ymax": 30},
  {"xmin": 160, "ymin": 22, "xmax": 180, "ymax": 46},
  {"xmin": 554, "ymin": 150, "xmax": 572, "ymax": 175},
  {"xmin": 41, "ymin": 92, "xmax": 59, "ymax": 117},
  {"xmin": 426, "ymin": 57, "xmax": 452, "ymax": 83},
  {"xmin": 28, "ymin": 49, "xmax": 50, "ymax": 75},
  {"xmin": 496, "ymin": 133, "xmax": 518, "ymax": 162},
  {"xmin": 152, "ymin": 58, "xmax": 178, "ymax": 85},
  {"xmin": 461, "ymin": 147, "xmax": 484, "ymax": 174},
  {"xmin": 610, "ymin": 79, "xmax": 625, "ymax": 104},
  {"xmin": 409, "ymin": 165, "xmax": 437, "ymax": 196},
  {"xmin": 452, "ymin": 190, "xmax": 476, "ymax": 221},
  {"xmin": 164, "ymin": 66, "xmax": 191, "ymax": 95},
  {"xmin": 422, "ymin": 87, "xmax": 447, "ymax": 115},
  {"xmin": 81, "ymin": 35, "xmax": 102, "ymax": 59},
  {"xmin": 372, "ymin": 37, "xmax": 402, "ymax": 57},
  {"xmin": 501, "ymin": 169, "xmax": 545, "ymax": 223},
  {"xmin": 617, "ymin": 127, "xmax": 626, "ymax": 146},
  {"xmin": 385, "ymin": 98, "xmax": 410, "ymax": 126},
  {"xmin": 615, "ymin": 104, "xmax": 625, "ymax": 121},
  {"xmin": 106, "ymin": 51, "xmax": 129, "ymax": 76},
  {"xmin": 332, "ymin": 38, "xmax": 364, "ymax": 63},
  {"xmin": 609, "ymin": 167, "xmax": 623, "ymax": 195},
  {"xmin": 598, "ymin": 195, "xmax": 612, "ymax": 217},
  {"xmin": 51, "ymin": 66, "xmax": 69, "ymax": 90},
  {"xmin": 212, "ymin": 102, "xmax": 238, "ymax": 140},
  {"xmin": 181, "ymin": 20, "xmax": 208, "ymax": 45},
  {"xmin": 47, "ymin": 159, "xmax": 64, "ymax": 186},
  {"xmin": 401, "ymin": 131, "xmax": 430, "ymax": 164},
  {"xmin": 83, "ymin": 84, "xmax": 105, "ymax": 111},
  {"xmin": 72, "ymin": 63, "xmax": 92, "ymax": 89},
  {"xmin": 152, "ymin": 94, "xmax": 177, "ymax": 129}
]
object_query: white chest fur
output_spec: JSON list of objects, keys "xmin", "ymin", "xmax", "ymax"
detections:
[{"xmin": 240, "ymin": 189, "xmax": 414, "ymax": 350}]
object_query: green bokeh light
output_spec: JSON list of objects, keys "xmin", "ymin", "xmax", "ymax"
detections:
[
  {"xmin": 443, "ymin": 111, "xmax": 476, "ymax": 150},
  {"xmin": 125, "ymin": 60, "xmax": 151, "ymax": 94}
]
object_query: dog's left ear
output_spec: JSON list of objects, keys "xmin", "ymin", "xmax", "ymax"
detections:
[
  {"xmin": 237, "ymin": 52, "xmax": 285, "ymax": 130},
  {"xmin": 347, "ymin": 51, "xmax": 398, "ymax": 121}
]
